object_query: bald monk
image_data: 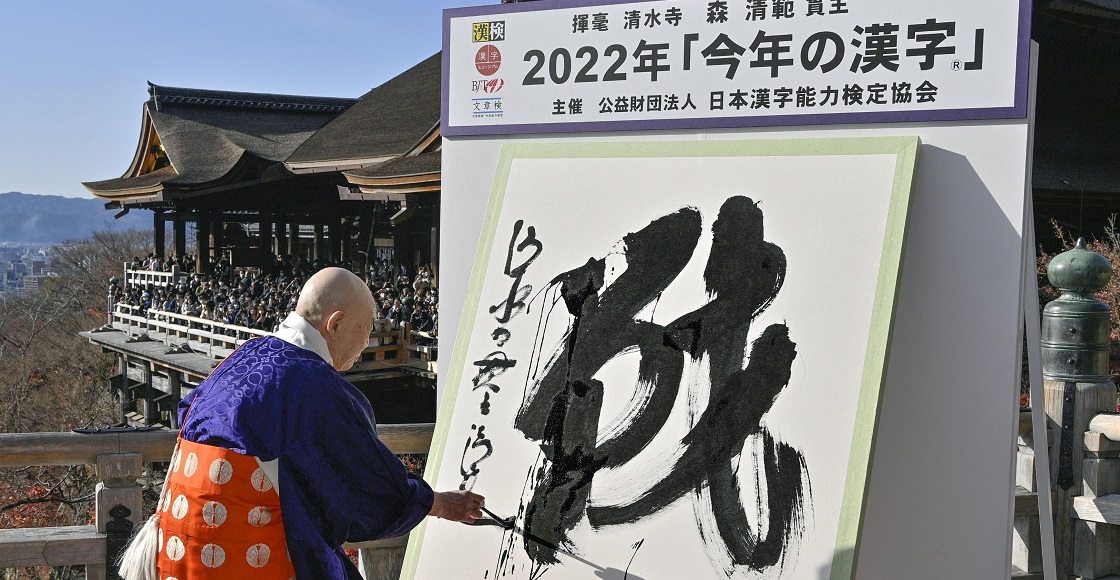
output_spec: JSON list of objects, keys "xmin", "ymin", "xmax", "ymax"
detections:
[{"xmin": 156, "ymin": 267, "xmax": 483, "ymax": 579}]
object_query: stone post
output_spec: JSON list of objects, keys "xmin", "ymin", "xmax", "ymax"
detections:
[
  {"xmin": 1041, "ymin": 238, "xmax": 1116, "ymax": 577},
  {"xmin": 92, "ymin": 453, "xmax": 144, "ymax": 580}
]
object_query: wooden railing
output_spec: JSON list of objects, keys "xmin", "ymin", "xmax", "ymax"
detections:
[
  {"xmin": 110, "ymin": 302, "xmax": 437, "ymax": 374},
  {"xmin": 115, "ymin": 266, "xmax": 438, "ymax": 370},
  {"xmin": 0, "ymin": 424, "xmax": 434, "ymax": 579},
  {"xmin": 111, "ymin": 304, "xmax": 267, "ymax": 357},
  {"xmin": 123, "ymin": 266, "xmax": 184, "ymax": 288}
]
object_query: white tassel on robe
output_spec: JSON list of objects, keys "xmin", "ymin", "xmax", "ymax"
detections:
[{"xmin": 117, "ymin": 512, "xmax": 161, "ymax": 580}]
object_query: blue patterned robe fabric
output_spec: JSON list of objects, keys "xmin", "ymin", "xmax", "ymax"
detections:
[{"xmin": 179, "ymin": 336, "xmax": 434, "ymax": 579}]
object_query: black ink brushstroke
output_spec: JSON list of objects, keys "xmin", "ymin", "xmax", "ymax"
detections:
[
  {"xmin": 459, "ymin": 424, "xmax": 493, "ymax": 490},
  {"xmin": 491, "ymin": 220, "xmax": 543, "ymax": 324},
  {"xmin": 472, "ymin": 351, "xmax": 517, "ymax": 393},
  {"xmin": 516, "ymin": 207, "xmax": 702, "ymax": 464},
  {"xmin": 513, "ymin": 197, "xmax": 810, "ymax": 576}
]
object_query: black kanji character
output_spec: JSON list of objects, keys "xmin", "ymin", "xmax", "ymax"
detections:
[
  {"xmin": 772, "ymin": 0, "xmax": 794, "ymax": 19},
  {"xmin": 707, "ymin": 0, "xmax": 729, "ymax": 23},
  {"xmin": 906, "ymin": 18, "xmax": 956, "ymax": 71},
  {"xmin": 746, "ymin": 0, "xmax": 766, "ymax": 21},
  {"xmin": 515, "ymin": 199, "xmax": 808, "ymax": 574},
  {"xmin": 573, "ymin": 14, "xmax": 589, "ymax": 33},
  {"xmin": 633, "ymin": 40, "xmax": 671, "ymax": 81},
  {"xmin": 842, "ymin": 83, "xmax": 863, "ymax": 105},
  {"xmin": 665, "ymin": 7, "xmax": 683, "ymax": 26},
  {"xmin": 915, "ymin": 80, "xmax": 938, "ymax": 103},
  {"xmin": 702, "ymin": 33, "xmax": 747, "ymax": 79},
  {"xmin": 592, "ymin": 13, "xmax": 609, "ymax": 31},
  {"xmin": 850, "ymin": 23, "xmax": 900, "ymax": 73},
  {"xmin": 625, "ymin": 9, "xmax": 641, "ymax": 29},
  {"xmin": 751, "ymin": 87, "xmax": 771, "ymax": 109},
  {"xmin": 749, "ymin": 30, "xmax": 795, "ymax": 78},
  {"xmin": 866, "ymin": 83, "xmax": 887, "ymax": 104},
  {"xmin": 796, "ymin": 85, "xmax": 817, "ymax": 107},
  {"xmin": 891, "ymin": 81, "xmax": 912, "ymax": 104}
]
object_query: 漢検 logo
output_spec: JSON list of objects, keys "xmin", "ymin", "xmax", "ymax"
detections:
[
  {"xmin": 472, "ymin": 21, "xmax": 505, "ymax": 42},
  {"xmin": 475, "ymin": 45, "xmax": 501, "ymax": 76}
]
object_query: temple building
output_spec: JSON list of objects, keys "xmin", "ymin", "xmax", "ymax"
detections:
[
  {"xmin": 82, "ymin": 53, "xmax": 441, "ymax": 275},
  {"xmin": 80, "ymin": 54, "xmax": 443, "ymax": 428}
]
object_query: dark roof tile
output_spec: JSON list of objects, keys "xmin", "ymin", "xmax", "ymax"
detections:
[
  {"xmin": 286, "ymin": 53, "xmax": 441, "ymax": 165},
  {"xmin": 85, "ymin": 86, "xmax": 356, "ymax": 195},
  {"xmin": 345, "ymin": 151, "xmax": 441, "ymax": 180}
]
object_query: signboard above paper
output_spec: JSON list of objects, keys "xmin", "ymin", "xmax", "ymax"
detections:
[{"xmin": 443, "ymin": 0, "xmax": 1031, "ymax": 135}]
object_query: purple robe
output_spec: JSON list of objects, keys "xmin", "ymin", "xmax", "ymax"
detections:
[{"xmin": 179, "ymin": 336, "xmax": 434, "ymax": 579}]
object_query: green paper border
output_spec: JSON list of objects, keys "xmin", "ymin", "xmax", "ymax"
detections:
[{"xmin": 401, "ymin": 136, "xmax": 920, "ymax": 580}]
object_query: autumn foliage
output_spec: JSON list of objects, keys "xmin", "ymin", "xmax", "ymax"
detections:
[{"xmin": 0, "ymin": 229, "xmax": 150, "ymax": 579}]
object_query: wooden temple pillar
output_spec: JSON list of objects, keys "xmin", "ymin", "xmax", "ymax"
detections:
[
  {"xmin": 357, "ymin": 210, "xmax": 372, "ymax": 272},
  {"xmin": 210, "ymin": 215, "xmax": 224, "ymax": 264},
  {"xmin": 275, "ymin": 217, "xmax": 287, "ymax": 257},
  {"xmin": 259, "ymin": 212, "xmax": 274, "ymax": 261},
  {"xmin": 196, "ymin": 214, "xmax": 211, "ymax": 273},
  {"xmin": 326, "ymin": 217, "xmax": 339, "ymax": 262},
  {"xmin": 153, "ymin": 210, "xmax": 166, "ymax": 259},
  {"xmin": 288, "ymin": 223, "xmax": 299, "ymax": 256},
  {"xmin": 173, "ymin": 214, "xmax": 186, "ymax": 258},
  {"xmin": 314, "ymin": 224, "xmax": 325, "ymax": 260},
  {"xmin": 340, "ymin": 216, "xmax": 353, "ymax": 266},
  {"xmin": 431, "ymin": 197, "xmax": 440, "ymax": 284}
]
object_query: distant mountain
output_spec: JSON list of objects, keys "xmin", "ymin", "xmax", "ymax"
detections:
[{"xmin": 0, "ymin": 191, "xmax": 151, "ymax": 243}]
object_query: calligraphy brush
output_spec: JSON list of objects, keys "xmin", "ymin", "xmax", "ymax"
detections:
[
  {"xmin": 469, "ymin": 507, "xmax": 630, "ymax": 576},
  {"xmin": 468, "ymin": 506, "xmax": 562, "ymax": 552}
]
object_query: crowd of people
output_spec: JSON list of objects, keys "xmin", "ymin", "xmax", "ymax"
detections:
[{"xmin": 115, "ymin": 253, "xmax": 438, "ymax": 336}]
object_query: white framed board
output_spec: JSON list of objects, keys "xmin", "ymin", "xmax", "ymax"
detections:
[{"xmin": 407, "ymin": 137, "xmax": 919, "ymax": 579}]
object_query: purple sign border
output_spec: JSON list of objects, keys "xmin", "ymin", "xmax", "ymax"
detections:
[{"xmin": 441, "ymin": 0, "xmax": 1032, "ymax": 137}]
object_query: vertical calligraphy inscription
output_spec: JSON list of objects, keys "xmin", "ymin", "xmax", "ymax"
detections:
[
  {"xmin": 511, "ymin": 196, "xmax": 811, "ymax": 578},
  {"xmin": 460, "ymin": 220, "xmax": 543, "ymax": 492}
]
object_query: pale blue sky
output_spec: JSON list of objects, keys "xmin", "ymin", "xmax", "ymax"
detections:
[{"xmin": 0, "ymin": 0, "xmax": 496, "ymax": 198}]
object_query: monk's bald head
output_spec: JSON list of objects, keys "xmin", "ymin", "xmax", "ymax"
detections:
[{"xmin": 296, "ymin": 267, "xmax": 373, "ymax": 327}]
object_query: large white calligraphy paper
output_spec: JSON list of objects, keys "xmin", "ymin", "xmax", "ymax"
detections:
[{"xmin": 406, "ymin": 137, "xmax": 919, "ymax": 580}]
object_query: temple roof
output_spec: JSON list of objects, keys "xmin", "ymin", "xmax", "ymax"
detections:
[
  {"xmin": 83, "ymin": 84, "xmax": 357, "ymax": 199},
  {"xmin": 345, "ymin": 150, "xmax": 441, "ymax": 181},
  {"xmin": 285, "ymin": 53, "xmax": 441, "ymax": 171}
]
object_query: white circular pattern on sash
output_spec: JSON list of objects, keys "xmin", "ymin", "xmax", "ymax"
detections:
[
  {"xmin": 246, "ymin": 543, "xmax": 271, "ymax": 568},
  {"xmin": 183, "ymin": 452, "xmax": 198, "ymax": 477},
  {"xmin": 251, "ymin": 468, "xmax": 273, "ymax": 492},
  {"xmin": 200, "ymin": 543, "xmax": 226, "ymax": 568},
  {"xmin": 171, "ymin": 494, "xmax": 189, "ymax": 520},
  {"xmin": 170, "ymin": 449, "xmax": 181, "ymax": 473},
  {"xmin": 208, "ymin": 458, "xmax": 233, "ymax": 484},
  {"xmin": 165, "ymin": 535, "xmax": 185, "ymax": 561},
  {"xmin": 202, "ymin": 501, "xmax": 227, "ymax": 526},
  {"xmin": 158, "ymin": 528, "xmax": 164, "ymax": 551},
  {"xmin": 247, "ymin": 505, "xmax": 272, "ymax": 527}
]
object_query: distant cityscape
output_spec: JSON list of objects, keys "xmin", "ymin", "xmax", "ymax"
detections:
[{"xmin": 0, "ymin": 242, "xmax": 58, "ymax": 293}]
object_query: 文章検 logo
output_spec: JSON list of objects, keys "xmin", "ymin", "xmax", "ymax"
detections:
[
  {"xmin": 475, "ymin": 45, "xmax": 501, "ymax": 76},
  {"xmin": 472, "ymin": 21, "xmax": 505, "ymax": 42},
  {"xmin": 471, "ymin": 78, "xmax": 505, "ymax": 94}
]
